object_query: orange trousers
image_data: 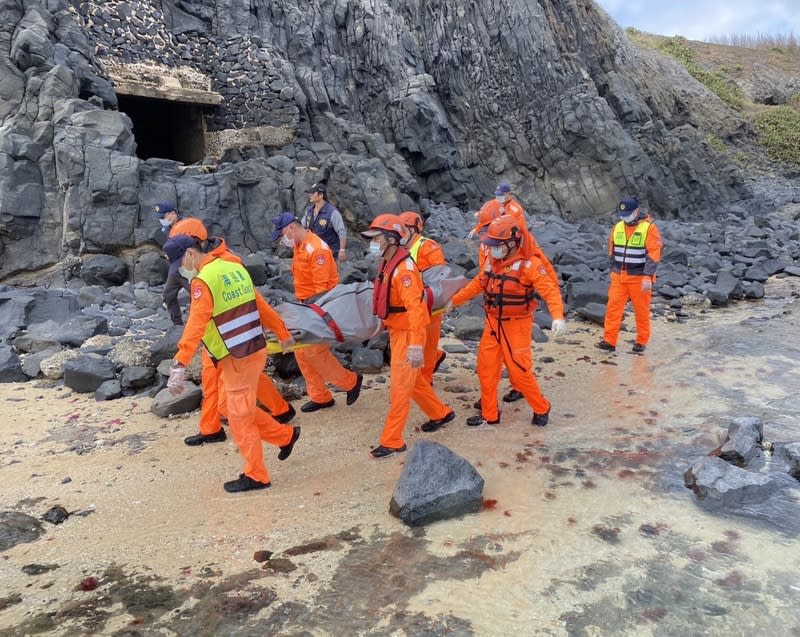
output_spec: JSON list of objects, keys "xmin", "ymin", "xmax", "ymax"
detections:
[
  {"xmin": 477, "ymin": 314, "xmax": 550, "ymax": 421},
  {"xmin": 603, "ymin": 272, "xmax": 653, "ymax": 347},
  {"xmin": 380, "ymin": 328, "xmax": 451, "ymax": 449},
  {"xmin": 218, "ymin": 348, "xmax": 295, "ymax": 484},
  {"xmin": 420, "ymin": 313, "xmax": 444, "ymax": 386},
  {"xmin": 294, "ymin": 344, "xmax": 357, "ymax": 403},
  {"xmin": 199, "ymin": 349, "xmax": 290, "ymax": 435}
]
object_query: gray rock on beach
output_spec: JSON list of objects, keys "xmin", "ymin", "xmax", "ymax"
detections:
[
  {"xmin": 390, "ymin": 440, "xmax": 484, "ymax": 527},
  {"xmin": 150, "ymin": 384, "xmax": 203, "ymax": 417}
]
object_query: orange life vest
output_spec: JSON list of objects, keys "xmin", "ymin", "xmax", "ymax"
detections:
[
  {"xmin": 372, "ymin": 247, "xmax": 412, "ymax": 319},
  {"xmin": 482, "ymin": 258, "xmax": 537, "ymax": 318}
]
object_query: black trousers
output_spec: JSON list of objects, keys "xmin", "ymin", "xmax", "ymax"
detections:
[{"xmin": 163, "ymin": 271, "xmax": 190, "ymax": 325}]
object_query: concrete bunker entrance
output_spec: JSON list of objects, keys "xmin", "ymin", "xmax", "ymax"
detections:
[{"xmin": 117, "ymin": 95, "xmax": 206, "ymax": 164}]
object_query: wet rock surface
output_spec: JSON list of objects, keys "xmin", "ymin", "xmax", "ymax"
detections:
[{"xmin": 0, "ymin": 511, "xmax": 44, "ymax": 552}]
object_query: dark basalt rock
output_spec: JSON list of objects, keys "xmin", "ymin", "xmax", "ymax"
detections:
[{"xmin": 390, "ymin": 440, "xmax": 484, "ymax": 527}]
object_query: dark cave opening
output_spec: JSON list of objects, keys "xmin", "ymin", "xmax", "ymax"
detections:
[{"xmin": 117, "ymin": 94, "xmax": 207, "ymax": 164}]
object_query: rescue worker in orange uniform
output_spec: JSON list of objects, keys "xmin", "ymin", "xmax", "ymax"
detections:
[
  {"xmin": 163, "ymin": 225, "xmax": 295, "ymax": 447},
  {"xmin": 597, "ymin": 196, "xmax": 662, "ymax": 354},
  {"xmin": 361, "ymin": 215, "xmax": 455, "ymax": 457},
  {"xmin": 271, "ymin": 212, "xmax": 363, "ymax": 412},
  {"xmin": 189, "ymin": 279, "xmax": 296, "ymax": 445},
  {"xmin": 468, "ymin": 182, "xmax": 561, "ymax": 406},
  {"xmin": 154, "ymin": 201, "xmax": 209, "ymax": 325},
  {"xmin": 451, "ymin": 216, "xmax": 566, "ymax": 428},
  {"xmin": 165, "ymin": 234, "xmax": 301, "ymax": 493},
  {"xmin": 398, "ymin": 211, "xmax": 448, "ymax": 385}
]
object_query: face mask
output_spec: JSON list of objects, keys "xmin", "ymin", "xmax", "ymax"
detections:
[
  {"xmin": 621, "ymin": 211, "xmax": 638, "ymax": 224},
  {"xmin": 178, "ymin": 266, "xmax": 197, "ymax": 279},
  {"xmin": 280, "ymin": 235, "xmax": 294, "ymax": 248},
  {"xmin": 496, "ymin": 195, "xmax": 507, "ymax": 204},
  {"xmin": 490, "ymin": 246, "xmax": 508, "ymax": 260},
  {"xmin": 369, "ymin": 241, "xmax": 383, "ymax": 256},
  {"xmin": 159, "ymin": 218, "xmax": 171, "ymax": 228}
]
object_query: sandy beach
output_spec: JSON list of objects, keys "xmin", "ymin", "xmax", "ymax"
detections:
[{"xmin": 1, "ymin": 280, "xmax": 800, "ymax": 635}]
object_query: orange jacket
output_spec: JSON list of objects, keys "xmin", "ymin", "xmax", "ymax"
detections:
[
  {"xmin": 174, "ymin": 239, "xmax": 290, "ymax": 366},
  {"xmin": 292, "ymin": 232, "xmax": 338, "ymax": 302},
  {"xmin": 169, "ymin": 217, "xmax": 208, "ymax": 241},
  {"xmin": 407, "ymin": 235, "xmax": 446, "ymax": 271},
  {"xmin": 381, "ymin": 253, "xmax": 429, "ymax": 345},
  {"xmin": 452, "ymin": 251, "xmax": 564, "ymax": 321}
]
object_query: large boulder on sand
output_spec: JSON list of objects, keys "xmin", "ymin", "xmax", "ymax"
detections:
[{"xmin": 390, "ymin": 440, "xmax": 484, "ymax": 527}]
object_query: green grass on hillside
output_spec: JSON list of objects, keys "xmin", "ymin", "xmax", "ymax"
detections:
[
  {"xmin": 753, "ymin": 106, "xmax": 800, "ymax": 164},
  {"xmin": 654, "ymin": 35, "xmax": 746, "ymax": 109}
]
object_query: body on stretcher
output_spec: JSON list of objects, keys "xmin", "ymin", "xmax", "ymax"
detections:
[{"xmin": 264, "ymin": 265, "xmax": 468, "ymax": 353}]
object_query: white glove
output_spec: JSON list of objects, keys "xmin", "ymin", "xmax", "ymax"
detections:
[
  {"xmin": 551, "ymin": 319, "xmax": 566, "ymax": 338},
  {"xmin": 642, "ymin": 278, "xmax": 653, "ymax": 291},
  {"xmin": 407, "ymin": 345, "xmax": 424, "ymax": 369},
  {"xmin": 279, "ymin": 336, "xmax": 296, "ymax": 354},
  {"xmin": 167, "ymin": 364, "xmax": 185, "ymax": 395},
  {"xmin": 467, "ymin": 229, "xmax": 477, "ymax": 239}
]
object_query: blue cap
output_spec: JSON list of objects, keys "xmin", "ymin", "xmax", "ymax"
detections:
[
  {"xmin": 163, "ymin": 234, "xmax": 199, "ymax": 275},
  {"xmin": 153, "ymin": 201, "xmax": 177, "ymax": 218},
  {"xmin": 617, "ymin": 196, "xmax": 639, "ymax": 216},
  {"xmin": 271, "ymin": 212, "xmax": 299, "ymax": 242},
  {"xmin": 495, "ymin": 182, "xmax": 512, "ymax": 196}
]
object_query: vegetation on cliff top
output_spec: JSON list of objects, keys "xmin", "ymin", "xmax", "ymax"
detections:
[{"xmin": 626, "ymin": 28, "xmax": 800, "ymax": 166}]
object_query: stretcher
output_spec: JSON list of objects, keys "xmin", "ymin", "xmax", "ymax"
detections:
[{"xmin": 264, "ymin": 265, "xmax": 468, "ymax": 353}]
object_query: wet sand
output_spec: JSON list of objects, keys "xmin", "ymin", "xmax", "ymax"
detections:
[{"xmin": 1, "ymin": 279, "xmax": 800, "ymax": 635}]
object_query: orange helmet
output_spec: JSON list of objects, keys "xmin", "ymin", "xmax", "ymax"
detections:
[
  {"xmin": 399, "ymin": 211, "xmax": 424, "ymax": 233},
  {"xmin": 361, "ymin": 213, "xmax": 406, "ymax": 242},
  {"xmin": 471, "ymin": 202, "xmax": 500, "ymax": 235},
  {"xmin": 483, "ymin": 215, "xmax": 522, "ymax": 246}
]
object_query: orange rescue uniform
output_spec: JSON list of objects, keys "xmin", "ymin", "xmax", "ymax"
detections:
[
  {"xmin": 603, "ymin": 216, "xmax": 662, "ymax": 348},
  {"xmin": 291, "ymin": 233, "xmax": 358, "ymax": 403},
  {"xmin": 194, "ymin": 245, "xmax": 291, "ymax": 435},
  {"xmin": 407, "ymin": 234, "xmax": 446, "ymax": 385},
  {"xmin": 452, "ymin": 252, "xmax": 565, "ymax": 422},
  {"xmin": 377, "ymin": 254, "xmax": 451, "ymax": 449},
  {"xmin": 175, "ymin": 239, "xmax": 295, "ymax": 484}
]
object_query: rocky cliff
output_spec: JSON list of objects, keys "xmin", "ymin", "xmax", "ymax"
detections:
[{"xmin": 0, "ymin": 0, "xmax": 766, "ymax": 279}]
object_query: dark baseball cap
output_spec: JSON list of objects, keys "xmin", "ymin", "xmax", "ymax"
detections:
[
  {"xmin": 617, "ymin": 196, "xmax": 639, "ymax": 216},
  {"xmin": 271, "ymin": 212, "xmax": 299, "ymax": 242},
  {"xmin": 495, "ymin": 181, "xmax": 512, "ymax": 196},
  {"xmin": 163, "ymin": 234, "xmax": 199, "ymax": 275},
  {"xmin": 153, "ymin": 201, "xmax": 177, "ymax": 218},
  {"xmin": 306, "ymin": 182, "xmax": 327, "ymax": 195}
]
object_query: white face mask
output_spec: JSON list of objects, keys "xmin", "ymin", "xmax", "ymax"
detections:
[
  {"xmin": 280, "ymin": 235, "xmax": 294, "ymax": 248},
  {"xmin": 621, "ymin": 211, "xmax": 639, "ymax": 224},
  {"xmin": 178, "ymin": 266, "xmax": 197, "ymax": 279},
  {"xmin": 159, "ymin": 218, "xmax": 171, "ymax": 228},
  {"xmin": 369, "ymin": 241, "xmax": 383, "ymax": 257},
  {"xmin": 490, "ymin": 246, "xmax": 508, "ymax": 260},
  {"xmin": 496, "ymin": 195, "xmax": 507, "ymax": 204}
]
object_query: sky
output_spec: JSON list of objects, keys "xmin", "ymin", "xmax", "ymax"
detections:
[{"xmin": 594, "ymin": 0, "xmax": 798, "ymax": 42}]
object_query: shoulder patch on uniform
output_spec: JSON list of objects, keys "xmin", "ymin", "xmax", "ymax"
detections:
[
  {"xmin": 401, "ymin": 275, "xmax": 412, "ymax": 288},
  {"xmin": 538, "ymin": 266, "xmax": 547, "ymax": 276},
  {"xmin": 192, "ymin": 286, "xmax": 203, "ymax": 300},
  {"xmin": 315, "ymin": 254, "xmax": 326, "ymax": 266}
]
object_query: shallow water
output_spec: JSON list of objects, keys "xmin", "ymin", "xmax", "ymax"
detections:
[{"xmin": 1, "ymin": 279, "xmax": 799, "ymax": 636}]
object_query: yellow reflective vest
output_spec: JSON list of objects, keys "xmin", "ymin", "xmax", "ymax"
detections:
[{"xmin": 195, "ymin": 258, "xmax": 265, "ymax": 361}]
